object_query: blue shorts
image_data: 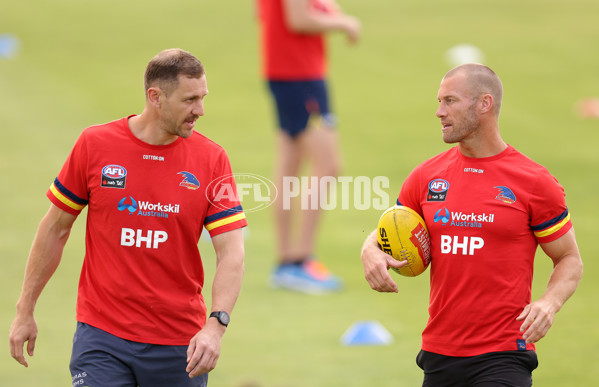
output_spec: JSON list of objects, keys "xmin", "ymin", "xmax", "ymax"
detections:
[
  {"xmin": 70, "ymin": 322, "xmax": 208, "ymax": 387},
  {"xmin": 416, "ymin": 349, "xmax": 538, "ymax": 387},
  {"xmin": 267, "ymin": 79, "xmax": 336, "ymax": 138}
]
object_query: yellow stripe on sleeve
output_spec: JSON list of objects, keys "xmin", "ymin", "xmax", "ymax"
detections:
[
  {"xmin": 205, "ymin": 213, "xmax": 246, "ymax": 231},
  {"xmin": 49, "ymin": 184, "xmax": 86, "ymax": 211},
  {"xmin": 534, "ymin": 213, "xmax": 571, "ymax": 238}
]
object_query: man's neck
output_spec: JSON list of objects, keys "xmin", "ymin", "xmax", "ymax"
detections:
[{"xmin": 128, "ymin": 113, "xmax": 178, "ymax": 146}]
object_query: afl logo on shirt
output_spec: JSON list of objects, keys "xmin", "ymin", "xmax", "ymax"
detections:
[
  {"xmin": 101, "ymin": 164, "xmax": 127, "ymax": 189},
  {"xmin": 427, "ymin": 179, "xmax": 449, "ymax": 202}
]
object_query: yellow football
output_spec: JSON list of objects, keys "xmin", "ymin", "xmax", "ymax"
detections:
[{"xmin": 376, "ymin": 205, "xmax": 431, "ymax": 277}]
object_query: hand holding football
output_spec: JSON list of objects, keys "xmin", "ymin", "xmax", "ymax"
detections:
[{"xmin": 376, "ymin": 206, "xmax": 431, "ymax": 277}]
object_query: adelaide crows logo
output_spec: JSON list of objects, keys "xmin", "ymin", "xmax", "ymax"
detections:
[
  {"xmin": 178, "ymin": 171, "xmax": 200, "ymax": 190},
  {"xmin": 494, "ymin": 186, "xmax": 516, "ymax": 204}
]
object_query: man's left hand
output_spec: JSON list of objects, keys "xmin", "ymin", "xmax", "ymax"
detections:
[{"xmin": 186, "ymin": 321, "xmax": 225, "ymax": 378}]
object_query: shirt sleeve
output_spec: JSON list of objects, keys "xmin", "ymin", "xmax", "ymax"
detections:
[
  {"xmin": 46, "ymin": 132, "xmax": 89, "ymax": 216},
  {"xmin": 396, "ymin": 164, "xmax": 425, "ymax": 218},
  {"xmin": 204, "ymin": 150, "xmax": 248, "ymax": 237},
  {"xmin": 529, "ymin": 168, "xmax": 572, "ymax": 244}
]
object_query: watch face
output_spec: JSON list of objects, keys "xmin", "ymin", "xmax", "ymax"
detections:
[
  {"xmin": 220, "ymin": 312, "xmax": 230, "ymax": 325},
  {"xmin": 212, "ymin": 311, "xmax": 230, "ymax": 326}
]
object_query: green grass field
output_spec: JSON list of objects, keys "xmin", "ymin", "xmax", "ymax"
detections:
[{"xmin": 2, "ymin": 0, "xmax": 598, "ymax": 386}]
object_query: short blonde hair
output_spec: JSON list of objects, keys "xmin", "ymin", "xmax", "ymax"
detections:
[{"xmin": 445, "ymin": 63, "xmax": 503, "ymax": 116}]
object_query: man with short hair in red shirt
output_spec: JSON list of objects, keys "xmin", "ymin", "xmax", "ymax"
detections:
[
  {"xmin": 361, "ymin": 64, "xmax": 583, "ymax": 386},
  {"xmin": 9, "ymin": 49, "xmax": 247, "ymax": 386}
]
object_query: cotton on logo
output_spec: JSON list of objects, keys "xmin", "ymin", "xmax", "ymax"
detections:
[
  {"xmin": 440, "ymin": 235, "xmax": 484, "ymax": 255},
  {"xmin": 121, "ymin": 228, "xmax": 168, "ymax": 249}
]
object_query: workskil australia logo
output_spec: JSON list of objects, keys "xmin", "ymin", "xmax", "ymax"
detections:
[
  {"xmin": 434, "ymin": 208, "xmax": 495, "ymax": 228},
  {"xmin": 118, "ymin": 196, "xmax": 180, "ymax": 218},
  {"xmin": 434, "ymin": 208, "xmax": 450, "ymax": 225}
]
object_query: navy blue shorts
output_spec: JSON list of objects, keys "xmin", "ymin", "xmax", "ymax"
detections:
[
  {"xmin": 416, "ymin": 350, "xmax": 538, "ymax": 387},
  {"xmin": 70, "ymin": 322, "xmax": 208, "ymax": 387},
  {"xmin": 267, "ymin": 79, "xmax": 336, "ymax": 138}
]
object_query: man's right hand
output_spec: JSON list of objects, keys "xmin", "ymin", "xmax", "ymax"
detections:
[
  {"xmin": 360, "ymin": 230, "xmax": 407, "ymax": 293},
  {"xmin": 9, "ymin": 314, "xmax": 38, "ymax": 367}
]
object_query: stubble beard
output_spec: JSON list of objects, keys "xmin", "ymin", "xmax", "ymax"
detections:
[
  {"xmin": 442, "ymin": 103, "xmax": 480, "ymax": 144},
  {"xmin": 161, "ymin": 112, "xmax": 195, "ymax": 139}
]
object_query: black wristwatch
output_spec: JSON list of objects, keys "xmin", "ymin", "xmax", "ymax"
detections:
[{"xmin": 209, "ymin": 311, "xmax": 230, "ymax": 327}]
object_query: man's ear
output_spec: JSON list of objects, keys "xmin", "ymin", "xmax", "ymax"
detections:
[
  {"xmin": 480, "ymin": 94, "xmax": 494, "ymax": 115},
  {"xmin": 147, "ymin": 87, "xmax": 162, "ymax": 108}
]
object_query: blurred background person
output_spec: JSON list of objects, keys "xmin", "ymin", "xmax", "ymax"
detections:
[{"xmin": 256, "ymin": 0, "xmax": 361, "ymax": 293}]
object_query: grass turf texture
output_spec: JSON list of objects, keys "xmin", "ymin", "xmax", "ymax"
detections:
[{"xmin": 1, "ymin": 0, "xmax": 598, "ymax": 386}]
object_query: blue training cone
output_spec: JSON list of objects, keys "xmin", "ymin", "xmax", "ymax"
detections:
[
  {"xmin": 0, "ymin": 34, "xmax": 20, "ymax": 59},
  {"xmin": 341, "ymin": 320, "xmax": 393, "ymax": 346}
]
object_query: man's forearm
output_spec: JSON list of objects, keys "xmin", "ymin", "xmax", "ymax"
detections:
[
  {"xmin": 210, "ymin": 228, "xmax": 245, "ymax": 315},
  {"xmin": 16, "ymin": 205, "xmax": 75, "ymax": 315},
  {"xmin": 540, "ymin": 254, "xmax": 583, "ymax": 312},
  {"xmin": 211, "ymin": 256, "xmax": 244, "ymax": 314}
]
